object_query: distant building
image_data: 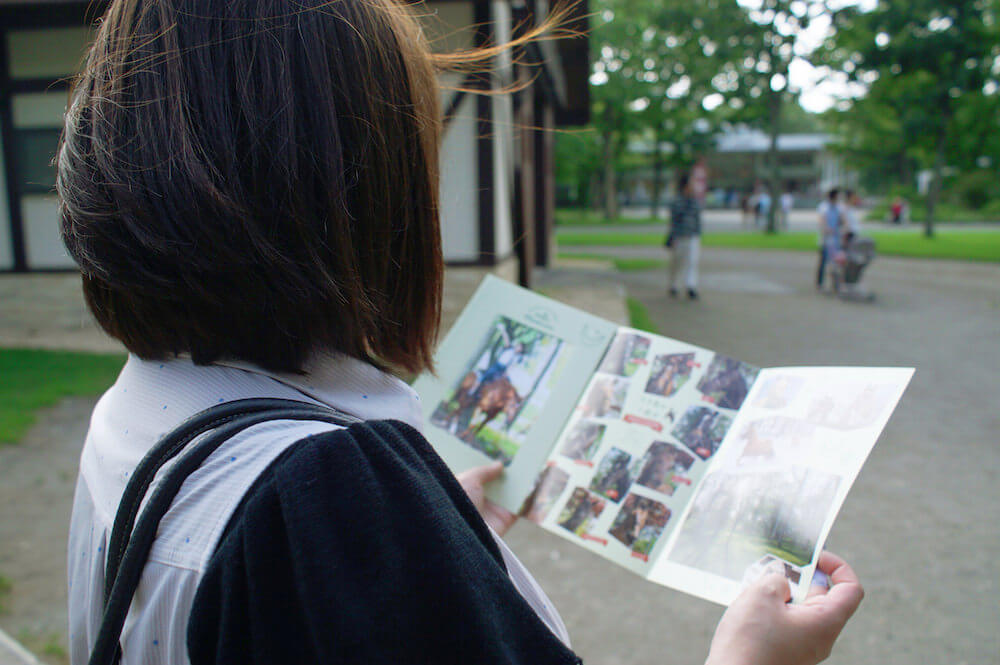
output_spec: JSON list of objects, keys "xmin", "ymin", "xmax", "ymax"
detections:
[
  {"xmin": 616, "ymin": 127, "xmax": 853, "ymax": 210},
  {"xmin": 707, "ymin": 128, "xmax": 853, "ymax": 206},
  {"xmin": 0, "ymin": 0, "xmax": 590, "ymax": 286}
]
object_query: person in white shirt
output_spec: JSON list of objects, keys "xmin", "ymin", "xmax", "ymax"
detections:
[
  {"xmin": 779, "ymin": 189, "xmax": 795, "ymax": 230},
  {"xmin": 58, "ymin": 2, "xmax": 864, "ymax": 664},
  {"xmin": 843, "ymin": 189, "xmax": 862, "ymax": 242}
]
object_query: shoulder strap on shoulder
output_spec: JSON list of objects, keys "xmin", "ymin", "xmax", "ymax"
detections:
[{"xmin": 90, "ymin": 398, "xmax": 359, "ymax": 665}]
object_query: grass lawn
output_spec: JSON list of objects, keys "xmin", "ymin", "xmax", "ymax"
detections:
[
  {"xmin": 0, "ymin": 348, "xmax": 126, "ymax": 445},
  {"xmin": 555, "ymin": 209, "xmax": 662, "ymax": 226},
  {"xmin": 557, "ymin": 229, "xmax": 1000, "ymax": 262},
  {"xmin": 626, "ymin": 297, "xmax": 661, "ymax": 335}
]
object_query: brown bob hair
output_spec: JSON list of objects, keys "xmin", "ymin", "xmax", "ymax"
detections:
[{"xmin": 59, "ymin": 0, "xmax": 448, "ymax": 374}]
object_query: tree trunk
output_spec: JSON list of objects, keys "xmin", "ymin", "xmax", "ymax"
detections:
[
  {"xmin": 601, "ymin": 130, "xmax": 619, "ymax": 220},
  {"xmin": 924, "ymin": 128, "xmax": 948, "ymax": 238},
  {"xmin": 587, "ymin": 172, "xmax": 600, "ymax": 211},
  {"xmin": 650, "ymin": 131, "xmax": 664, "ymax": 218},
  {"xmin": 765, "ymin": 87, "xmax": 783, "ymax": 234}
]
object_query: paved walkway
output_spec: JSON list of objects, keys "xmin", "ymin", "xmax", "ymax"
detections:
[{"xmin": 518, "ymin": 248, "xmax": 1000, "ymax": 665}]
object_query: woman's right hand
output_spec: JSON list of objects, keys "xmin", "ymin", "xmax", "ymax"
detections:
[{"xmin": 705, "ymin": 552, "xmax": 864, "ymax": 665}]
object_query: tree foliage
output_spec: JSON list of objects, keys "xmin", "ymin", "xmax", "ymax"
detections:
[
  {"xmin": 562, "ymin": 0, "xmax": 838, "ymax": 231},
  {"xmin": 826, "ymin": 0, "xmax": 1000, "ymax": 235}
]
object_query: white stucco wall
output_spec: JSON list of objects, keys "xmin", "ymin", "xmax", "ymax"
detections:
[
  {"xmin": 22, "ymin": 195, "xmax": 72, "ymax": 268},
  {"xmin": 428, "ymin": 1, "xmax": 482, "ymax": 263},
  {"xmin": 11, "ymin": 91, "xmax": 75, "ymax": 269},
  {"xmin": 439, "ymin": 75, "xmax": 479, "ymax": 262},
  {"xmin": 490, "ymin": 0, "xmax": 515, "ymax": 260},
  {"xmin": 5, "ymin": 26, "xmax": 91, "ymax": 270}
]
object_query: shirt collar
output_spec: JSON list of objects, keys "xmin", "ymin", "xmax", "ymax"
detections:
[{"xmin": 216, "ymin": 351, "xmax": 424, "ymax": 432}]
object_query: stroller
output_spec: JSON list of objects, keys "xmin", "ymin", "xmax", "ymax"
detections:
[{"xmin": 831, "ymin": 235, "xmax": 876, "ymax": 302}]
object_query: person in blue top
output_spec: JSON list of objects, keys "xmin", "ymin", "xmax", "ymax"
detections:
[
  {"xmin": 816, "ymin": 189, "xmax": 843, "ymax": 292},
  {"xmin": 668, "ymin": 172, "xmax": 703, "ymax": 300},
  {"xmin": 475, "ymin": 323, "xmax": 526, "ymax": 394}
]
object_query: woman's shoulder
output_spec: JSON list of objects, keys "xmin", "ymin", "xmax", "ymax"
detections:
[{"xmin": 187, "ymin": 420, "xmax": 580, "ymax": 665}]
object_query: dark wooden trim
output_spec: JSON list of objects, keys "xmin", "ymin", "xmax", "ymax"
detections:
[
  {"xmin": 510, "ymin": 49, "xmax": 536, "ymax": 287},
  {"xmin": 7, "ymin": 77, "xmax": 71, "ymax": 94},
  {"xmin": 473, "ymin": 0, "xmax": 495, "ymax": 265},
  {"xmin": 0, "ymin": 2, "xmax": 106, "ymax": 27},
  {"xmin": 444, "ymin": 250, "xmax": 517, "ymax": 268},
  {"xmin": 0, "ymin": 266, "xmax": 76, "ymax": 275},
  {"xmin": 533, "ymin": 95, "xmax": 555, "ymax": 267},
  {"xmin": 0, "ymin": 26, "xmax": 27, "ymax": 272}
]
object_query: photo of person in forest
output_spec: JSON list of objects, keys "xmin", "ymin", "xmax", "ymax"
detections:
[
  {"xmin": 609, "ymin": 494, "xmax": 671, "ymax": 556},
  {"xmin": 431, "ymin": 316, "xmax": 569, "ymax": 464},
  {"xmin": 696, "ymin": 355, "xmax": 759, "ymax": 409},
  {"xmin": 634, "ymin": 441, "xmax": 696, "ymax": 496},
  {"xmin": 644, "ymin": 352, "xmax": 695, "ymax": 398},
  {"xmin": 589, "ymin": 447, "xmax": 635, "ymax": 502},
  {"xmin": 598, "ymin": 331, "xmax": 651, "ymax": 377},
  {"xmin": 805, "ymin": 383, "xmax": 896, "ymax": 430},
  {"xmin": 751, "ymin": 374, "xmax": 805, "ymax": 409},
  {"xmin": 733, "ymin": 416, "xmax": 817, "ymax": 466},
  {"xmin": 669, "ymin": 468, "xmax": 841, "ymax": 580},
  {"xmin": 671, "ymin": 406, "xmax": 733, "ymax": 460},
  {"xmin": 557, "ymin": 488, "xmax": 606, "ymax": 536}
]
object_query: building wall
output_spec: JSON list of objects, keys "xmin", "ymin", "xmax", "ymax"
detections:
[
  {"xmin": 439, "ymin": 75, "xmax": 480, "ymax": 262},
  {"xmin": 2, "ymin": 21, "xmax": 93, "ymax": 270},
  {"xmin": 12, "ymin": 91, "xmax": 72, "ymax": 268},
  {"xmin": 426, "ymin": 2, "xmax": 483, "ymax": 264},
  {"xmin": 490, "ymin": 0, "xmax": 514, "ymax": 262},
  {"xmin": 0, "ymin": 3, "xmax": 533, "ymax": 272}
]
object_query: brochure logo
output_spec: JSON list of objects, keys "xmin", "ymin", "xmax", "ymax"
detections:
[
  {"xmin": 581, "ymin": 323, "xmax": 607, "ymax": 346},
  {"xmin": 525, "ymin": 307, "xmax": 556, "ymax": 331}
]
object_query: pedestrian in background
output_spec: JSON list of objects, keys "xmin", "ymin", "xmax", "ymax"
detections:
[
  {"xmin": 668, "ymin": 172, "xmax": 702, "ymax": 300},
  {"xmin": 779, "ymin": 186, "xmax": 795, "ymax": 230},
  {"xmin": 816, "ymin": 188, "xmax": 843, "ymax": 292},
  {"xmin": 756, "ymin": 186, "xmax": 772, "ymax": 229}
]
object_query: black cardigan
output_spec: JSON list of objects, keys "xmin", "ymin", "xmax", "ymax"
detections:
[{"xmin": 186, "ymin": 419, "xmax": 581, "ymax": 664}]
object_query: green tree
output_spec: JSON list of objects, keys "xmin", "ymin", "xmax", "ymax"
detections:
[
  {"xmin": 720, "ymin": 0, "xmax": 834, "ymax": 233},
  {"xmin": 638, "ymin": 0, "xmax": 833, "ymax": 232},
  {"xmin": 828, "ymin": 0, "xmax": 1000, "ymax": 236},
  {"xmin": 577, "ymin": 0, "xmax": 747, "ymax": 219}
]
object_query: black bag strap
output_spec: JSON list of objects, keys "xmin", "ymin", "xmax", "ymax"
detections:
[{"xmin": 89, "ymin": 398, "xmax": 361, "ymax": 665}]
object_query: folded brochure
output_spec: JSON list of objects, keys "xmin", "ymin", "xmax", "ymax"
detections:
[{"xmin": 413, "ymin": 276, "xmax": 912, "ymax": 605}]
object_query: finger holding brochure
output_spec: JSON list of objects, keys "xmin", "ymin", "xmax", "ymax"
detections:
[{"xmin": 413, "ymin": 276, "xmax": 913, "ymax": 606}]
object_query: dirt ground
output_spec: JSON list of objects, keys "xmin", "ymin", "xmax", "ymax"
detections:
[
  {"xmin": 1, "ymin": 249, "xmax": 998, "ymax": 664},
  {"xmin": 0, "ymin": 398, "xmax": 87, "ymax": 664}
]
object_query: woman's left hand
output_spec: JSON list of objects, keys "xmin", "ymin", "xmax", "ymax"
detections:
[{"xmin": 456, "ymin": 462, "xmax": 517, "ymax": 537}]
